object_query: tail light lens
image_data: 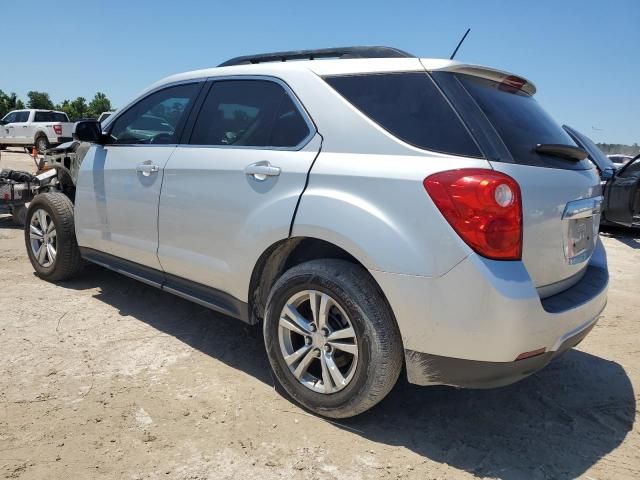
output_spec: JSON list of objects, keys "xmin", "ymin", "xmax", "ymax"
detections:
[
  {"xmin": 53, "ymin": 125, "xmax": 62, "ymax": 135},
  {"xmin": 423, "ymin": 168, "xmax": 522, "ymax": 260}
]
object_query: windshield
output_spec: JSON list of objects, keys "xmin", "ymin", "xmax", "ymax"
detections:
[
  {"xmin": 455, "ymin": 74, "xmax": 584, "ymax": 168},
  {"xmin": 563, "ymin": 126, "xmax": 615, "ymax": 171}
]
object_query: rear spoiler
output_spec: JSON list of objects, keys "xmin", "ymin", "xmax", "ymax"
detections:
[{"xmin": 426, "ymin": 62, "xmax": 536, "ymax": 96}]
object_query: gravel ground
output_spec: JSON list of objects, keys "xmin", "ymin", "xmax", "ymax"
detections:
[{"xmin": 1, "ymin": 149, "xmax": 638, "ymax": 479}]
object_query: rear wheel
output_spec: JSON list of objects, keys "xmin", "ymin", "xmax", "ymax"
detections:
[
  {"xmin": 264, "ymin": 259, "xmax": 403, "ymax": 418},
  {"xmin": 24, "ymin": 192, "xmax": 83, "ymax": 281},
  {"xmin": 35, "ymin": 136, "xmax": 49, "ymax": 153}
]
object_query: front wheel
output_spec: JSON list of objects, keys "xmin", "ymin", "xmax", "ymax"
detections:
[
  {"xmin": 25, "ymin": 192, "xmax": 83, "ymax": 281},
  {"xmin": 264, "ymin": 259, "xmax": 403, "ymax": 418}
]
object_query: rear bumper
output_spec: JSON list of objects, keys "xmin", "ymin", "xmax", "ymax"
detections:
[
  {"xmin": 405, "ymin": 314, "xmax": 598, "ymax": 388},
  {"xmin": 370, "ymin": 237, "xmax": 608, "ymax": 388}
]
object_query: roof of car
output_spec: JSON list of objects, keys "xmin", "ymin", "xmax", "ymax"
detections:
[{"xmin": 147, "ymin": 57, "xmax": 536, "ymax": 96}]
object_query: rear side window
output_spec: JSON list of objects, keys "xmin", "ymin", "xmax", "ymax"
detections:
[
  {"xmin": 324, "ymin": 72, "xmax": 481, "ymax": 157},
  {"xmin": 456, "ymin": 74, "xmax": 581, "ymax": 167},
  {"xmin": 190, "ymin": 80, "xmax": 311, "ymax": 148},
  {"xmin": 34, "ymin": 111, "xmax": 68, "ymax": 122}
]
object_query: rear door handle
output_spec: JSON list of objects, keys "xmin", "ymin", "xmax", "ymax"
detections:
[
  {"xmin": 244, "ymin": 161, "xmax": 281, "ymax": 181},
  {"xmin": 136, "ymin": 162, "xmax": 160, "ymax": 177}
]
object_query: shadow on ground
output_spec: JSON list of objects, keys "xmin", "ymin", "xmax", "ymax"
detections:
[
  {"xmin": 600, "ymin": 225, "xmax": 640, "ymax": 249},
  {"xmin": 59, "ymin": 265, "xmax": 635, "ymax": 480}
]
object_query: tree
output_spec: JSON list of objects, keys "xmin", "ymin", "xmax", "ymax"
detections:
[
  {"xmin": 56, "ymin": 97, "xmax": 90, "ymax": 121},
  {"xmin": 27, "ymin": 91, "xmax": 55, "ymax": 110},
  {"xmin": 0, "ymin": 90, "xmax": 25, "ymax": 118},
  {"xmin": 88, "ymin": 92, "xmax": 112, "ymax": 119}
]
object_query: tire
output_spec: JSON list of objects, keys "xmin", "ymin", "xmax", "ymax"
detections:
[
  {"xmin": 264, "ymin": 259, "xmax": 403, "ymax": 418},
  {"xmin": 35, "ymin": 136, "xmax": 49, "ymax": 153},
  {"xmin": 9, "ymin": 204, "xmax": 28, "ymax": 226},
  {"xmin": 24, "ymin": 192, "xmax": 83, "ymax": 281}
]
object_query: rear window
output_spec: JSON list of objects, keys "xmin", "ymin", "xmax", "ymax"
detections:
[
  {"xmin": 455, "ymin": 74, "xmax": 582, "ymax": 167},
  {"xmin": 34, "ymin": 111, "xmax": 68, "ymax": 122},
  {"xmin": 324, "ymin": 72, "xmax": 481, "ymax": 157}
]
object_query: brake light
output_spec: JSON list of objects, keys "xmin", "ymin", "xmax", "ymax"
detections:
[
  {"xmin": 423, "ymin": 169, "xmax": 522, "ymax": 260},
  {"xmin": 499, "ymin": 75, "xmax": 527, "ymax": 93},
  {"xmin": 53, "ymin": 125, "xmax": 63, "ymax": 135}
]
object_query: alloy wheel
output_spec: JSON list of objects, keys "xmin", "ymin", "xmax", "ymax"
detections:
[
  {"xmin": 278, "ymin": 290, "xmax": 358, "ymax": 394},
  {"xmin": 29, "ymin": 209, "xmax": 57, "ymax": 268}
]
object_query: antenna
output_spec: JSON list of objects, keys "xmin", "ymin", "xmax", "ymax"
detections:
[{"xmin": 449, "ymin": 28, "xmax": 471, "ymax": 60}]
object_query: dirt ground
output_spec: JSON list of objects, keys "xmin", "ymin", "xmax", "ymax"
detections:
[{"xmin": 0, "ymin": 148, "xmax": 638, "ymax": 480}]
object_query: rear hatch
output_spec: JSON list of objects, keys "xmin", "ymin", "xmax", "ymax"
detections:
[{"xmin": 430, "ymin": 66, "xmax": 602, "ymax": 297}]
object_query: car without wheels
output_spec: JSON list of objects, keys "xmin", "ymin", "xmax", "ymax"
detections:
[{"xmin": 24, "ymin": 46, "xmax": 609, "ymax": 418}]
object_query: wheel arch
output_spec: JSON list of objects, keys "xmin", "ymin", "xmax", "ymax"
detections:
[{"xmin": 248, "ymin": 236, "xmax": 398, "ymax": 333}]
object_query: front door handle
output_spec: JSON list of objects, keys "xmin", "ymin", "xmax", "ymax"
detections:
[
  {"xmin": 245, "ymin": 161, "xmax": 281, "ymax": 181},
  {"xmin": 136, "ymin": 162, "xmax": 160, "ymax": 177}
]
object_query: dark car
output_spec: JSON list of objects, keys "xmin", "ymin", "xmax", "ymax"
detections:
[{"xmin": 563, "ymin": 125, "xmax": 640, "ymax": 227}]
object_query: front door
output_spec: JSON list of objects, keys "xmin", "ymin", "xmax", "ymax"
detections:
[
  {"xmin": 605, "ymin": 155, "xmax": 640, "ymax": 226},
  {"xmin": 158, "ymin": 78, "xmax": 319, "ymax": 302},
  {"xmin": 75, "ymin": 82, "xmax": 202, "ymax": 269}
]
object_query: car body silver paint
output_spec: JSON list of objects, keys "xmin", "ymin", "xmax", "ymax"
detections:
[
  {"xmin": 71, "ymin": 57, "xmax": 609, "ymax": 380},
  {"xmin": 158, "ymin": 135, "xmax": 322, "ymax": 301},
  {"xmin": 371, "ymin": 238, "xmax": 607, "ymax": 364},
  {"xmin": 490, "ymin": 162, "xmax": 601, "ymax": 295},
  {"xmin": 75, "ymin": 143, "xmax": 175, "ymax": 269}
]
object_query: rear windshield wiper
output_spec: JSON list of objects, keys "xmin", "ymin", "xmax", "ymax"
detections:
[{"xmin": 535, "ymin": 144, "xmax": 588, "ymax": 161}]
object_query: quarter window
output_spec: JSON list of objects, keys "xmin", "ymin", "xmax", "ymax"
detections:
[
  {"xmin": 109, "ymin": 83, "xmax": 200, "ymax": 145},
  {"xmin": 190, "ymin": 80, "xmax": 311, "ymax": 148},
  {"xmin": 324, "ymin": 72, "xmax": 481, "ymax": 157}
]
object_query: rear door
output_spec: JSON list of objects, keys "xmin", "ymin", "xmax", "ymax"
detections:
[
  {"xmin": 75, "ymin": 82, "xmax": 202, "ymax": 269},
  {"xmin": 434, "ymin": 71, "xmax": 602, "ymax": 296},
  {"xmin": 158, "ymin": 77, "xmax": 319, "ymax": 301},
  {"xmin": 604, "ymin": 155, "xmax": 640, "ymax": 226}
]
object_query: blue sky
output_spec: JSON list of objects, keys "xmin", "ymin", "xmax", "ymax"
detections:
[{"xmin": 1, "ymin": 0, "xmax": 638, "ymax": 144}]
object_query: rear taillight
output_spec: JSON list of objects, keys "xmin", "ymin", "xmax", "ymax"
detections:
[
  {"xmin": 423, "ymin": 168, "xmax": 522, "ymax": 260},
  {"xmin": 53, "ymin": 125, "xmax": 62, "ymax": 135}
]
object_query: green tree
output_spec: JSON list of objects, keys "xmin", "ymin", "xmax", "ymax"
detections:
[
  {"xmin": 27, "ymin": 91, "xmax": 54, "ymax": 110},
  {"xmin": 56, "ymin": 97, "xmax": 89, "ymax": 121},
  {"xmin": 87, "ymin": 92, "xmax": 112, "ymax": 119},
  {"xmin": 0, "ymin": 90, "xmax": 25, "ymax": 118}
]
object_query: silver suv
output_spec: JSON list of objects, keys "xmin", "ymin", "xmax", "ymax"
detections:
[{"xmin": 24, "ymin": 47, "xmax": 608, "ymax": 418}]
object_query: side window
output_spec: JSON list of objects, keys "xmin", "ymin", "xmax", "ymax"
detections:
[
  {"xmin": 190, "ymin": 80, "xmax": 310, "ymax": 148},
  {"xmin": 2, "ymin": 112, "xmax": 17, "ymax": 124},
  {"xmin": 109, "ymin": 83, "xmax": 200, "ymax": 145},
  {"xmin": 325, "ymin": 72, "xmax": 481, "ymax": 157},
  {"xmin": 15, "ymin": 111, "xmax": 30, "ymax": 122},
  {"xmin": 619, "ymin": 157, "xmax": 640, "ymax": 178}
]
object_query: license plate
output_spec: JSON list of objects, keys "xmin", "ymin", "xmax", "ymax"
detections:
[{"xmin": 566, "ymin": 217, "xmax": 594, "ymax": 265}]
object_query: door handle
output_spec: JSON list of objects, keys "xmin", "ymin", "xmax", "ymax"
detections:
[
  {"xmin": 136, "ymin": 162, "xmax": 160, "ymax": 177},
  {"xmin": 244, "ymin": 161, "xmax": 281, "ymax": 181}
]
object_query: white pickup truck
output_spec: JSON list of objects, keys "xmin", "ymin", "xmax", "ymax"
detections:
[{"xmin": 0, "ymin": 109, "xmax": 74, "ymax": 152}]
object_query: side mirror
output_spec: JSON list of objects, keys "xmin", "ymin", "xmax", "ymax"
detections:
[
  {"xmin": 0, "ymin": 119, "xmax": 7, "ymax": 126},
  {"xmin": 602, "ymin": 167, "xmax": 616, "ymax": 180},
  {"xmin": 73, "ymin": 120, "xmax": 102, "ymax": 143}
]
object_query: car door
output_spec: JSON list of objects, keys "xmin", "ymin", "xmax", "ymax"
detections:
[
  {"xmin": 604, "ymin": 154, "xmax": 640, "ymax": 226},
  {"xmin": 158, "ymin": 77, "xmax": 319, "ymax": 307},
  {"xmin": 74, "ymin": 82, "xmax": 203, "ymax": 271},
  {"xmin": 1, "ymin": 111, "xmax": 18, "ymax": 143},
  {"xmin": 11, "ymin": 111, "xmax": 31, "ymax": 144}
]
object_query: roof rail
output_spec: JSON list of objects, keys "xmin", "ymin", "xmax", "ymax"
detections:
[{"xmin": 218, "ymin": 46, "xmax": 415, "ymax": 67}]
